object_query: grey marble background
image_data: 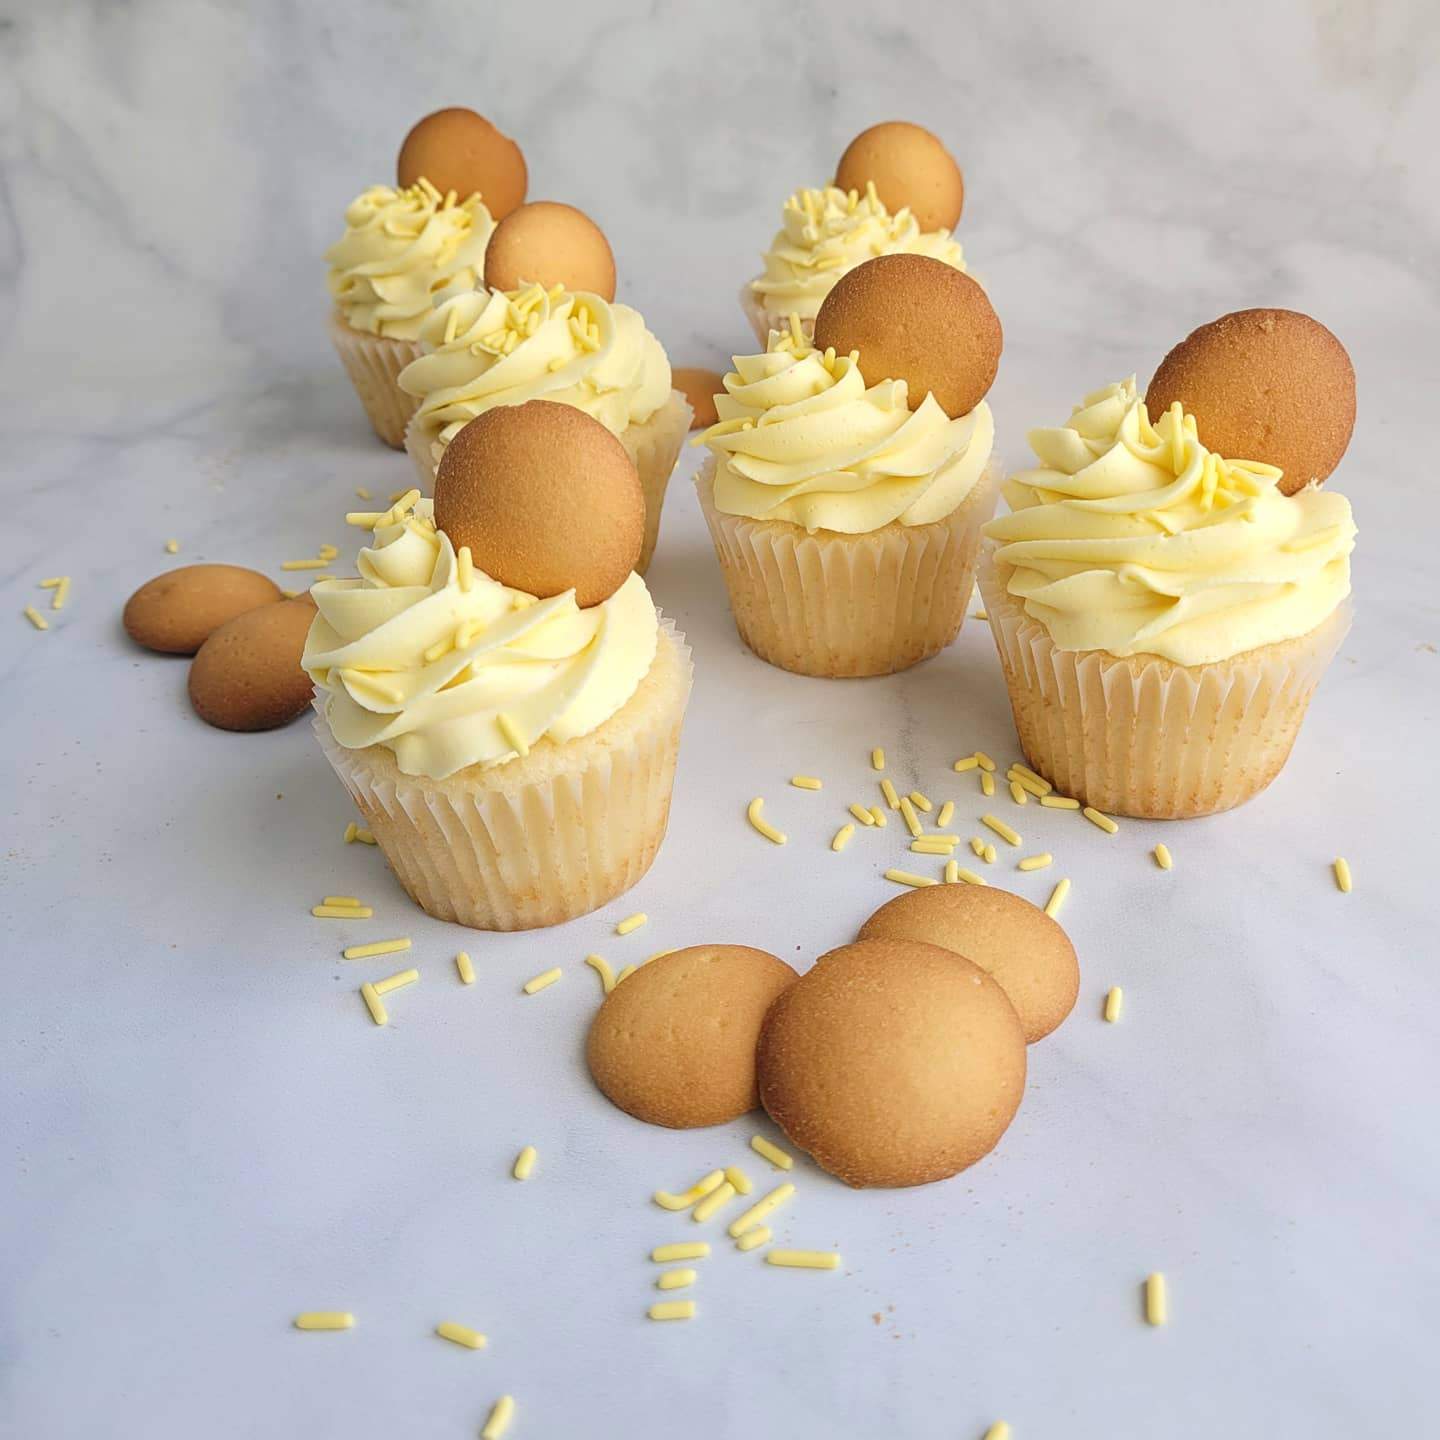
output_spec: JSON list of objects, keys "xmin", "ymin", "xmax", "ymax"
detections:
[{"xmin": 3, "ymin": 3, "xmax": 1438, "ymax": 1438}]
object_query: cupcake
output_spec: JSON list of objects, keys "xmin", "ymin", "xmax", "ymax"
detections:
[
  {"xmin": 324, "ymin": 107, "xmax": 527, "ymax": 448},
  {"xmin": 303, "ymin": 401, "xmax": 691, "ymax": 931},
  {"xmin": 980, "ymin": 340, "xmax": 1357, "ymax": 819},
  {"xmin": 742, "ymin": 121, "xmax": 968, "ymax": 347},
  {"xmin": 697, "ymin": 255, "xmax": 1002, "ymax": 678},
  {"xmin": 398, "ymin": 282, "xmax": 690, "ymax": 573}
]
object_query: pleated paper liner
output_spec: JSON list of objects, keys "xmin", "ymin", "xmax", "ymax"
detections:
[
  {"xmin": 696, "ymin": 455, "xmax": 999, "ymax": 678},
  {"xmin": 400, "ymin": 391, "xmax": 693, "ymax": 576},
  {"xmin": 977, "ymin": 551, "xmax": 1352, "ymax": 819},
  {"xmin": 313, "ymin": 619, "xmax": 692, "ymax": 931},
  {"xmin": 325, "ymin": 310, "xmax": 422, "ymax": 450},
  {"xmin": 739, "ymin": 282, "xmax": 816, "ymax": 349}
]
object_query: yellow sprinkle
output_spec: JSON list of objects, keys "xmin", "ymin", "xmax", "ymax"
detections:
[
  {"xmin": 343, "ymin": 822, "xmax": 358, "ymax": 843},
  {"xmin": 728, "ymin": 1182, "xmax": 795, "ymax": 1237},
  {"xmin": 435, "ymin": 1321, "xmax": 486, "ymax": 1349},
  {"xmin": 645, "ymin": 948, "xmax": 675, "ymax": 964},
  {"xmin": 648, "ymin": 1300, "xmax": 696, "ymax": 1322},
  {"xmin": 614, "ymin": 964, "xmax": 636, "ymax": 986},
  {"xmin": 1045, "ymin": 878, "xmax": 1071, "ymax": 918},
  {"xmin": 953, "ymin": 867, "xmax": 988, "ymax": 887},
  {"xmin": 48, "ymin": 576, "xmax": 71, "ymax": 611},
  {"xmin": 1082, "ymin": 806, "xmax": 1119, "ymax": 834},
  {"xmin": 983, "ymin": 844, "xmax": 997, "ymax": 865},
  {"xmin": 456, "ymin": 546, "xmax": 475, "ymax": 593},
  {"xmin": 294, "ymin": 1312, "xmax": 354, "ymax": 1331},
  {"xmin": 1009, "ymin": 779, "xmax": 1029, "ymax": 806},
  {"xmin": 936, "ymin": 801, "xmax": 955, "ymax": 829},
  {"xmin": 280, "ymin": 558, "xmax": 331, "ymax": 571},
  {"xmin": 353, "ymin": 828, "xmax": 377, "ymax": 845},
  {"xmin": 831, "ymin": 823, "xmax": 855, "ymax": 853},
  {"xmin": 1104, "ymin": 987, "xmax": 1124, "ymax": 1023},
  {"xmin": 657, "ymin": 1268, "xmax": 697, "ymax": 1292},
  {"xmin": 692, "ymin": 1180, "xmax": 737, "ymax": 1223},
  {"xmin": 944, "ymin": 859, "xmax": 960, "ymax": 884},
  {"xmin": 359, "ymin": 983, "xmax": 387, "ymax": 1026},
  {"xmin": 908, "ymin": 790, "xmax": 932, "ymax": 813},
  {"xmin": 615, "ymin": 912, "xmax": 648, "ymax": 936},
  {"xmin": 980, "ymin": 771, "xmax": 995, "ymax": 797},
  {"xmin": 871, "ymin": 747, "xmax": 885, "ymax": 771},
  {"xmin": 322, "ymin": 896, "xmax": 361, "ymax": 907},
  {"xmin": 372, "ymin": 967, "xmax": 418, "ymax": 996},
  {"xmin": 750, "ymin": 1136, "xmax": 793, "ymax": 1171},
  {"xmin": 981, "ymin": 814, "xmax": 1022, "ymax": 847},
  {"xmin": 342, "ymin": 937, "xmax": 411, "ymax": 961},
  {"xmin": 1154, "ymin": 843, "xmax": 1173, "ymax": 871},
  {"xmin": 522, "ymin": 967, "xmax": 561, "ymax": 995},
  {"xmin": 870, "ymin": 806, "xmax": 887, "ymax": 827},
  {"xmin": 654, "ymin": 1171, "xmax": 724, "ymax": 1211},
  {"xmin": 1145, "ymin": 1272, "xmax": 1168, "ymax": 1326},
  {"xmin": 354, "ymin": 487, "xmax": 372, "ymax": 500},
  {"xmin": 651, "ymin": 1242, "xmax": 710, "ymax": 1263},
  {"xmin": 22, "ymin": 606, "xmax": 48, "ymax": 631},
  {"xmin": 1011, "ymin": 762, "xmax": 1052, "ymax": 794},
  {"xmin": 1040, "ymin": 794, "xmax": 1081, "ymax": 809},
  {"xmin": 456, "ymin": 951, "xmax": 475, "ymax": 984},
  {"xmin": 746, "ymin": 797, "xmax": 787, "ymax": 845},
  {"xmin": 480, "ymin": 1395, "xmax": 515, "ymax": 1440},
  {"xmin": 584, "ymin": 953, "xmax": 615, "ymax": 993},
  {"xmin": 790, "ymin": 775, "xmax": 823, "ymax": 790},
  {"xmin": 38, "ymin": 576, "xmax": 64, "ymax": 587},
  {"xmin": 1333, "ymin": 856, "xmax": 1353, "ymax": 893},
  {"xmin": 880, "ymin": 778, "xmax": 900, "ymax": 809},
  {"xmin": 974, "ymin": 608, "xmax": 988, "ymax": 620},
  {"xmin": 512, "ymin": 1145, "xmax": 537, "ymax": 1180},
  {"xmin": 970, "ymin": 836, "xmax": 986, "ymax": 857},
  {"xmin": 164, "ymin": 539, "xmax": 179, "ymax": 554},
  {"xmin": 725, "ymin": 1165, "xmax": 753, "ymax": 1196},
  {"xmin": 898, "ymin": 797, "xmax": 923, "ymax": 838},
  {"xmin": 311, "ymin": 905, "xmax": 373, "ymax": 918},
  {"xmin": 885, "ymin": 868, "xmax": 938, "ymax": 889},
  {"xmin": 1009, "ymin": 770, "xmax": 1049, "ymax": 798},
  {"xmin": 496, "ymin": 711, "xmax": 529, "ymax": 758},
  {"xmin": 953, "ymin": 755, "xmax": 979, "ymax": 772},
  {"xmin": 984, "ymin": 1425, "xmax": 1011, "ymax": 1440},
  {"xmin": 849, "ymin": 803, "xmax": 876, "ymax": 827},
  {"xmin": 735, "ymin": 1225, "xmax": 771, "ymax": 1252},
  {"xmin": 766, "ymin": 1249, "xmax": 841, "ymax": 1271},
  {"xmin": 910, "ymin": 838, "xmax": 957, "ymax": 856},
  {"xmin": 974, "ymin": 751, "xmax": 997, "ymax": 772},
  {"xmin": 1018, "ymin": 853, "xmax": 1053, "ymax": 872}
]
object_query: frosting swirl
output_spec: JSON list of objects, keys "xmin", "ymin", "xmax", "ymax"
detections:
[
  {"xmin": 749, "ymin": 183, "xmax": 966, "ymax": 321},
  {"xmin": 325, "ymin": 179, "xmax": 494, "ymax": 340},
  {"xmin": 699, "ymin": 325, "xmax": 993, "ymax": 533},
  {"xmin": 983, "ymin": 379, "xmax": 1356, "ymax": 666},
  {"xmin": 399, "ymin": 284, "xmax": 671, "ymax": 460},
  {"xmin": 303, "ymin": 497, "xmax": 658, "ymax": 780}
]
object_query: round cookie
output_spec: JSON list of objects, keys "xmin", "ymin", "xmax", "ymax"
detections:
[
  {"xmin": 813, "ymin": 254, "xmax": 1001, "ymax": 419},
  {"xmin": 671, "ymin": 367, "xmax": 722, "ymax": 430},
  {"xmin": 757, "ymin": 939, "xmax": 1026, "ymax": 1188},
  {"xmin": 396, "ymin": 107, "xmax": 527, "ymax": 220},
  {"xmin": 586, "ymin": 945, "xmax": 799, "ymax": 1128},
  {"xmin": 433, "ymin": 400, "xmax": 643, "ymax": 607},
  {"xmin": 483, "ymin": 202, "xmax": 616, "ymax": 302},
  {"xmin": 1145, "ymin": 308, "xmax": 1355, "ymax": 494},
  {"xmin": 859, "ymin": 885, "xmax": 1078, "ymax": 1043},
  {"xmin": 834, "ymin": 121, "xmax": 964, "ymax": 233},
  {"xmin": 187, "ymin": 599, "xmax": 316, "ymax": 732},
  {"xmin": 123, "ymin": 564, "xmax": 282, "ymax": 656}
]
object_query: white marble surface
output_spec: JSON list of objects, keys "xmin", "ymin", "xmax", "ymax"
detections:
[{"xmin": 3, "ymin": 2, "xmax": 1438, "ymax": 1436}]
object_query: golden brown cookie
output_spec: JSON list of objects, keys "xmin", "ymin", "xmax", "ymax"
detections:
[
  {"xmin": 671, "ymin": 368, "xmax": 722, "ymax": 430},
  {"xmin": 483, "ymin": 201, "xmax": 616, "ymax": 302},
  {"xmin": 586, "ymin": 945, "xmax": 799, "ymax": 1128},
  {"xmin": 433, "ymin": 400, "xmax": 643, "ymax": 607},
  {"xmin": 1146, "ymin": 308, "xmax": 1356, "ymax": 493},
  {"xmin": 123, "ymin": 565, "xmax": 283, "ymax": 656},
  {"xmin": 396, "ymin": 107, "xmax": 527, "ymax": 220},
  {"xmin": 834, "ymin": 121, "xmax": 964, "ymax": 233},
  {"xmin": 187, "ymin": 600, "xmax": 316, "ymax": 732},
  {"xmin": 859, "ymin": 885, "xmax": 1078, "ymax": 1043},
  {"xmin": 813, "ymin": 254, "xmax": 1001, "ymax": 419},
  {"xmin": 757, "ymin": 938, "xmax": 1026, "ymax": 1188}
]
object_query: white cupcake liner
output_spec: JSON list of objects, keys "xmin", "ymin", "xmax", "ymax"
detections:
[
  {"xmin": 326, "ymin": 311, "xmax": 422, "ymax": 450},
  {"xmin": 739, "ymin": 281, "xmax": 816, "ymax": 349}
]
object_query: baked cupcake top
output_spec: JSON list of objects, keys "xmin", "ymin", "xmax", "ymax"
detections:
[
  {"xmin": 324, "ymin": 179, "xmax": 495, "ymax": 340},
  {"xmin": 698, "ymin": 318, "xmax": 993, "ymax": 534},
  {"xmin": 302, "ymin": 493, "xmax": 657, "ymax": 779},
  {"xmin": 749, "ymin": 183, "xmax": 966, "ymax": 321},
  {"xmin": 983, "ymin": 378, "xmax": 1356, "ymax": 666},
  {"xmin": 399, "ymin": 283, "xmax": 671, "ymax": 456}
]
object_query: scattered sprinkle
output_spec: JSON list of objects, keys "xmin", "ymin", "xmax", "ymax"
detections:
[
  {"xmin": 1045, "ymin": 878, "xmax": 1071, "ymax": 918},
  {"xmin": 353, "ymin": 827, "xmax": 377, "ymax": 845},
  {"xmin": 953, "ymin": 756, "xmax": 979, "ymax": 773},
  {"xmin": 1018, "ymin": 853, "xmax": 1053, "ymax": 872},
  {"xmin": 1145, "ymin": 1272, "xmax": 1168, "ymax": 1326},
  {"xmin": 23, "ymin": 606, "xmax": 49, "ymax": 631},
  {"xmin": 1040, "ymin": 794, "xmax": 1080, "ymax": 809},
  {"xmin": 312, "ymin": 904, "xmax": 373, "ymax": 919},
  {"xmin": 910, "ymin": 837, "xmax": 957, "ymax": 856},
  {"xmin": 614, "ymin": 963, "xmax": 636, "ymax": 986},
  {"xmin": 898, "ymin": 796, "xmax": 923, "ymax": 838},
  {"xmin": 725, "ymin": 1165, "xmax": 753, "ymax": 1196},
  {"xmin": 790, "ymin": 775, "xmax": 823, "ymax": 790},
  {"xmin": 323, "ymin": 896, "xmax": 361, "ymax": 907},
  {"xmin": 584, "ymin": 953, "xmax": 615, "ymax": 993},
  {"xmin": 280, "ymin": 558, "xmax": 331, "ymax": 571},
  {"xmin": 750, "ymin": 1136, "xmax": 794, "ymax": 1171},
  {"xmin": 657, "ymin": 1268, "xmax": 697, "ymax": 1292},
  {"xmin": 880, "ymin": 778, "xmax": 900, "ymax": 810},
  {"xmin": 831, "ymin": 823, "xmax": 855, "ymax": 853},
  {"xmin": 648, "ymin": 1300, "xmax": 696, "ymax": 1322},
  {"xmin": 1104, "ymin": 987, "xmax": 1124, "ymax": 1023},
  {"xmin": 1154, "ymin": 844, "xmax": 1173, "ymax": 871},
  {"xmin": 981, "ymin": 814, "xmax": 1022, "ymax": 847},
  {"xmin": 344, "ymin": 822, "xmax": 358, "ymax": 843},
  {"xmin": 164, "ymin": 539, "xmax": 179, "ymax": 554},
  {"xmin": 1334, "ymin": 857, "xmax": 1353, "ymax": 893},
  {"xmin": 372, "ymin": 967, "xmax": 418, "ymax": 996},
  {"xmin": 953, "ymin": 867, "xmax": 988, "ymax": 886},
  {"xmin": 884, "ymin": 868, "xmax": 938, "ymax": 889},
  {"xmin": 512, "ymin": 1145, "xmax": 537, "ymax": 1180},
  {"xmin": 908, "ymin": 790, "xmax": 933, "ymax": 813},
  {"xmin": 40, "ymin": 576, "xmax": 71, "ymax": 610},
  {"xmin": 435, "ymin": 1321, "xmax": 486, "ymax": 1350},
  {"xmin": 1011, "ymin": 762, "xmax": 1052, "ymax": 794},
  {"xmin": 654, "ymin": 1171, "xmax": 723, "ymax": 1211},
  {"xmin": 359, "ymin": 983, "xmax": 387, "ymax": 1026},
  {"xmin": 974, "ymin": 751, "xmax": 997, "ymax": 772},
  {"xmin": 871, "ymin": 747, "xmax": 886, "ymax": 771},
  {"xmin": 983, "ymin": 843, "xmax": 997, "ymax": 865},
  {"xmin": 848, "ymin": 803, "xmax": 876, "ymax": 827},
  {"xmin": 980, "ymin": 770, "xmax": 995, "ymax": 797},
  {"xmin": 747, "ymin": 797, "xmax": 787, "ymax": 845},
  {"xmin": 944, "ymin": 859, "xmax": 960, "ymax": 884},
  {"xmin": 522, "ymin": 967, "xmax": 562, "ymax": 995},
  {"xmin": 728, "ymin": 1182, "xmax": 796, "ymax": 1238},
  {"xmin": 1082, "ymin": 806, "xmax": 1119, "ymax": 835},
  {"xmin": 735, "ymin": 1225, "xmax": 771, "ymax": 1252},
  {"xmin": 652, "ymin": 1242, "xmax": 710, "ymax": 1263},
  {"xmin": 766, "ymin": 1249, "xmax": 841, "ymax": 1271},
  {"xmin": 984, "ymin": 1425, "xmax": 1011, "ymax": 1440},
  {"xmin": 936, "ymin": 800, "xmax": 955, "ymax": 829},
  {"xmin": 481, "ymin": 1395, "xmax": 515, "ymax": 1440},
  {"xmin": 294, "ymin": 1312, "xmax": 354, "ymax": 1331},
  {"xmin": 692, "ymin": 1181, "xmax": 738, "ymax": 1224},
  {"xmin": 615, "ymin": 912, "xmax": 648, "ymax": 936},
  {"xmin": 456, "ymin": 951, "xmax": 475, "ymax": 984},
  {"xmin": 970, "ymin": 836, "xmax": 986, "ymax": 858},
  {"xmin": 973, "ymin": 608, "xmax": 988, "ymax": 621},
  {"xmin": 870, "ymin": 805, "xmax": 887, "ymax": 827},
  {"xmin": 1009, "ymin": 779, "xmax": 1029, "ymax": 806},
  {"xmin": 342, "ymin": 937, "xmax": 411, "ymax": 961}
]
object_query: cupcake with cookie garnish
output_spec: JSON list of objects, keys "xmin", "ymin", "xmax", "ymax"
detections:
[
  {"xmin": 697, "ymin": 253, "xmax": 1002, "ymax": 678},
  {"xmin": 324, "ymin": 107, "xmax": 527, "ymax": 448},
  {"xmin": 979, "ymin": 309, "xmax": 1358, "ymax": 818},
  {"xmin": 303, "ymin": 401, "xmax": 691, "ymax": 930},
  {"xmin": 742, "ymin": 121, "xmax": 968, "ymax": 346},
  {"xmin": 398, "ymin": 202, "xmax": 690, "ymax": 572}
]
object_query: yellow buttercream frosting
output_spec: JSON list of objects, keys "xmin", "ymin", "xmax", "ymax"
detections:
[
  {"xmin": 983, "ymin": 378, "xmax": 1356, "ymax": 666},
  {"xmin": 325, "ymin": 179, "xmax": 495, "ymax": 340},
  {"xmin": 698, "ymin": 324, "xmax": 993, "ymax": 534},
  {"xmin": 749, "ymin": 183, "xmax": 966, "ymax": 321},
  {"xmin": 303, "ymin": 499, "xmax": 658, "ymax": 780},
  {"xmin": 398, "ymin": 283, "xmax": 671, "ymax": 457}
]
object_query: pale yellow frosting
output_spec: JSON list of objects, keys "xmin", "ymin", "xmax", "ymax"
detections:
[
  {"xmin": 303, "ymin": 498, "xmax": 658, "ymax": 780},
  {"xmin": 699, "ymin": 325, "xmax": 993, "ymax": 534},
  {"xmin": 399, "ymin": 284, "xmax": 671, "ymax": 458},
  {"xmin": 984, "ymin": 378, "xmax": 1356, "ymax": 666},
  {"xmin": 748, "ymin": 183, "xmax": 966, "ymax": 321},
  {"xmin": 325, "ymin": 179, "xmax": 494, "ymax": 340}
]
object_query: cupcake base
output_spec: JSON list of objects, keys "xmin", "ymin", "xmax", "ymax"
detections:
[
  {"xmin": 326, "ymin": 311, "xmax": 422, "ymax": 450},
  {"xmin": 977, "ymin": 552, "xmax": 1352, "ymax": 819},
  {"xmin": 314, "ymin": 619, "xmax": 692, "ymax": 931},
  {"xmin": 739, "ymin": 282, "xmax": 816, "ymax": 349},
  {"xmin": 696, "ymin": 455, "xmax": 999, "ymax": 678}
]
